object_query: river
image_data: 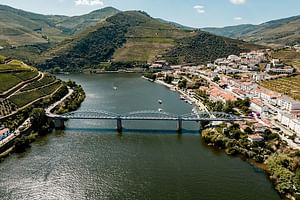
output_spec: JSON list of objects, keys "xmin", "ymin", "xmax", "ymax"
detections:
[{"xmin": 0, "ymin": 74, "xmax": 280, "ymax": 200}]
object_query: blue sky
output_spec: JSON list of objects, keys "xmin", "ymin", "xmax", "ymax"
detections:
[{"xmin": 1, "ymin": 0, "xmax": 299, "ymax": 28}]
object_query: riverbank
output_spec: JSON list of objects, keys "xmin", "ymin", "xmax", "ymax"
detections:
[
  {"xmin": 51, "ymin": 80, "xmax": 85, "ymax": 114},
  {"xmin": 146, "ymin": 75, "xmax": 299, "ymax": 200},
  {"xmin": 0, "ymin": 80, "xmax": 85, "ymax": 160}
]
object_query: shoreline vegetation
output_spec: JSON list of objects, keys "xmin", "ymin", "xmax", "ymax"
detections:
[
  {"xmin": 0, "ymin": 79, "xmax": 85, "ymax": 161},
  {"xmin": 144, "ymin": 73, "xmax": 300, "ymax": 200}
]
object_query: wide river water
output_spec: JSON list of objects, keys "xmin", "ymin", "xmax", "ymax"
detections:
[{"xmin": 0, "ymin": 74, "xmax": 280, "ymax": 200}]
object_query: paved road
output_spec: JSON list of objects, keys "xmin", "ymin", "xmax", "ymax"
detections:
[{"xmin": 45, "ymin": 87, "xmax": 74, "ymax": 116}]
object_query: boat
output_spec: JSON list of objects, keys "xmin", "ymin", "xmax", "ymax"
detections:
[
  {"xmin": 113, "ymin": 86, "xmax": 118, "ymax": 90},
  {"xmin": 158, "ymin": 108, "xmax": 163, "ymax": 112},
  {"xmin": 180, "ymin": 95, "xmax": 185, "ymax": 100},
  {"xmin": 158, "ymin": 99, "xmax": 162, "ymax": 104}
]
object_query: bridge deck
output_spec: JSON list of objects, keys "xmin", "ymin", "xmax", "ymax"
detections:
[{"xmin": 48, "ymin": 110, "xmax": 242, "ymax": 122}]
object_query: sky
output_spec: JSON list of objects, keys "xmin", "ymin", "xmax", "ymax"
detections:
[{"xmin": 1, "ymin": 0, "xmax": 300, "ymax": 28}]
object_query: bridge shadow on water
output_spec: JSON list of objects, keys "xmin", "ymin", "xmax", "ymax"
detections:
[{"xmin": 64, "ymin": 127, "xmax": 201, "ymax": 135}]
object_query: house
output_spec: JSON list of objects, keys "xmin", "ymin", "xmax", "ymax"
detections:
[
  {"xmin": 250, "ymin": 98, "xmax": 268, "ymax": 114},
  {"xmin": 209, "ymin": 86, "xmax": 237, "ymax": 103},
  {"xmin": 277, "ymin": 112, "xmax": 300, "ymax": 135},
  {"xmin": 0, "ymin": 126, "xmax": 10, "ymax": 141},
  {"xmin": 149, "ymin": 60, "xmax": 170, "ymax": 72},
  {"xmin": 248, "ymin": 134, "xmax": 264, "ymax": 142},
  {"xmin": 253, "ymin": 123, "xmax": 267, "ymax": 133},
  {"xmin": 227, "ymin": 55, "xmax": 241, "ymax": 63},
  {"xmin": 277, "ymin": 96, "xmax": 300, "ymax": 112}
]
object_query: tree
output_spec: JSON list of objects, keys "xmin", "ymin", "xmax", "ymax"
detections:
[
  {"xmin": 178, "ymin": 79, "xmax": 187, "ymax": 89},
  {"xmin": 223, "ymin": 101, "xmax": 234, "ymax": 113},
  {"xmin": 244, "ymin": 127, "xmax": 254, "ymax": 135},
  {"xmin": 30, "ymin": 108, "xmax": 46, "ymax": 132},
  {"xmin": 164, "ymin": 75, "xmax": 174, "ymax": 84},
  {"xmin": 213, "ymin": 76, "xmax": 220, "ymax": 82}
]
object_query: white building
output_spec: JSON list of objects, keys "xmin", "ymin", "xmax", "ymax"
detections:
[
  {"xmin": 277, "ymin": 97, "xmax": 300, "ymax": 112},
  {"xmin": 277, "ymin": 112, "xmax": 300, "ymax": 135},
  {"xmin": 250, "ymin": 98, "xmax": 268, "ymax": 114}
]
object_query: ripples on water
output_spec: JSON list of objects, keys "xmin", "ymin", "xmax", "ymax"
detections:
[{"xmin": 0, "ymin": 74, "xmax": 280, "ymax": 200}]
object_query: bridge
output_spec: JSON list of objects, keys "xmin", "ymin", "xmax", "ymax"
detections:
[{"xmin": 48, "ymin": 109, "xmax": 242, "ymax": 132}]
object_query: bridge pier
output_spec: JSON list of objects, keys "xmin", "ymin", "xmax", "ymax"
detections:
[
  {"xmin": 54, "ymin": 118, "xmax": 65, "ymax": 130},
  {"xmin": 177, "ymin": 118, "xmax": 182, "ymax": 133},
  {"xmin": 117, "ymin": 117, "xmax": 122, "ymax": 132}
]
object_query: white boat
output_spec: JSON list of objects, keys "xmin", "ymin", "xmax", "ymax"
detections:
[
  {"xmin": 180, "ymin": 95, "xmax": 185, "ymax": 100},
  {"xmin": 158, "ymin": 108, "xmax": 163, "ymax": 112},
  {"xmin": 158, "ymin": 99, "xmax": 162, "ymax": 104},
  {"xmin": 113, "ymin": 86, "xmax": 118, "ymax": 90}
]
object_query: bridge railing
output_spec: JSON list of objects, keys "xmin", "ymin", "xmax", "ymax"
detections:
[{"xmin": 50, "ymin": 109, "xmax": 242, "ymax": 121}]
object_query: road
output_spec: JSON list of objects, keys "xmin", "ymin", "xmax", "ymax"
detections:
[{"xmin": 45, "ymin": 87, "xmax": 74, "ymax": 116}]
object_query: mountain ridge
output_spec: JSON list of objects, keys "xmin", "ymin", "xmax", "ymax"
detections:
[{"xmin": 202, "ymin": 15, "xmax": 300, "ymax": 47}]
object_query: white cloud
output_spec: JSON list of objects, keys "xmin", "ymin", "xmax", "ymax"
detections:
[
  {"xmin": 234, "ymin": 17, "xmax": 243, "ymax": 20},
  {"xmin": 194, "ymin": 5, "xmax": 205, "ymax": 14},
  {"xmin": 75, "ymin": 0, "xmax": 104, "ymax": 6},
  {"xmin": 230, "ymin": 0, "xmax": 246, "ymax": 5}
]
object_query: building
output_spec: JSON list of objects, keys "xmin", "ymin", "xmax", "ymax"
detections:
[
  {"xmin": 149, "ymin": 60, "xmax": 170, "ymax": 72},
  {"xmin": 209, "ymin": 86, "xmax": 237, "ymax": 103},
  {"xmin": 0, "ymin": 126, "xmax": 10, "ymax": 141},
  {"xmin": 250, "ymin": 98, "xmax": 268, "ymax": 114},
  {"xmin": 248, "ymin": 134, "xmax": 264, "ymax": 142},
  {"xmin": 277, "ymin": 112, "xmax": 300, "ymax": 135},
  {"xmin": 277, "ymin": 96, "xmax": 300, "ymax": 112}
]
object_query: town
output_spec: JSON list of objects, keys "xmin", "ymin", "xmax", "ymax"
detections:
[{"xmin": 147, "ymin": 44, "xmax": 300, "ymax": 150}]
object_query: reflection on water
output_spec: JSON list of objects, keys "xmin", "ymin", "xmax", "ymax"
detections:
[{"xmin": 0, "ymin": 74, "xmax": 280, "ymax": 200}]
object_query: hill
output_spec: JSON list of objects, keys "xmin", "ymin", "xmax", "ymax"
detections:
[
  {"xmin": 38, "ymin": 11, "xmax": 261, "ymax": 71},
  {"xmin": 0, "ymin": 55, "xmax": 67, "ymax": 119},
  {"xmin": 0, "ymin": 4, "xmax": 119, "ymax": 46},
  {"xmin": 163, "ymin": 31, "xmax": 262, "ymax": 65},
  {"xmin": 203, "ymin": 15, "xmax": 300, "ymax": 47}
]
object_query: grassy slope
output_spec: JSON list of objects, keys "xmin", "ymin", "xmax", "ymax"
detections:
[
  {"xmin": 55, "ymin": 7, "xmax": 120, "ymax": 34},
  {"xmin": 39, "ymin": 11, "xmax": 192, "ymax": 69},
  {"xmin": 261, "ymin": 76, "xmax": 300, "ymax": 101},
  {"xmin": 112, "ymin": 12, "xmax": 196, "ymax": 63},
  {"xmin": 260, "ymin": 49, "xmax": 300, "ymax": 100},
  {"xmin": 203, "ymin": 15, "xmax": 300, "ymax": 47},
  {"xmin": 38, "ymin": 11, "xmax": 261, "ymax": 70},
  {"xmin": 0, "ymin": 56, "xmax": 63, "ymax": 117},
  {"xmin": 0, "ymin": 5, "xmax": 64, "ymax": 46},
  {"xmin": 0, "ymin": 58, "xmax": 39, "ymax": 93},
  {"xmin": 9, "ymin": 81, "xmax": 62, "ymax": 107},
  {"xmin": 271, "ymin": 49, "xmax": 300, "ymax": 71},
  {"xmin": 0, "ymin": 5, "xmax": 120, "ymax": 47}
]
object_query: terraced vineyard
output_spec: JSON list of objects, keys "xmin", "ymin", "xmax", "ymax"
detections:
[
  {"xmin": 0, "ymin": 59, "xmax": 33, "ymax": 72},
  {"xmin": 261, "ymin": 75, "xmax": 300, "ymax": 100},
  {"xmin": 0, "ymin": 99, "xmax": 17, "ymax": 117},
  {"xmin": 9, "ymin": 81, "xmax": 62, "ymax": 108},
  {"xmin": 20, "ymin": 74, "xmax": 57, "ymax": 92},
  {"xmin": 0, "ymin": 57, "xmax": 40, "ymax": 93}
]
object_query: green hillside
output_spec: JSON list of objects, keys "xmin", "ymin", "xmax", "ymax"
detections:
[
  {"xmin": 0, "ymin": 4, "xmax": 120, "ymax": 46},
  {"xmin": 203, "ymin": 15, "xmax": 300, "ymax": 47},
  {"xmin": 0, "ymin": 4, "xmax": 65, "ymax": 46},
  {"xmin": 54, "ymin": 7, "xmax": 120, "ymax": 34},
  {"xmin": 38, "ymin": 11, "xmax": 196, "ymax": 70},
  {"xmin": 163, "ymin": 31, "xmax": 262, "ymax": 65},
  {"xmin": 38, "ymin": 11, "xmax": 260, "ymax": 71},
  {"xmin": 0, "ymin": 55, "xmax": 66, "ymax": 118},
  {"xmin": 0, "ymin": 5, "xmax": 262, "ymax": 71}
]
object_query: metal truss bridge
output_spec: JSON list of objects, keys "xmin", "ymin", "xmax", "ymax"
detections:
[{"xmin": 48, "ymin": 109, "xmax": 242, "ymax": 132}]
